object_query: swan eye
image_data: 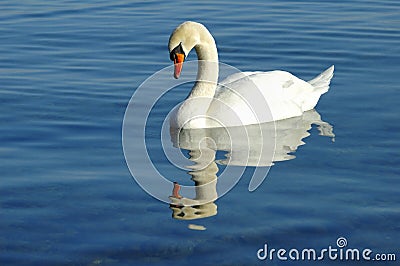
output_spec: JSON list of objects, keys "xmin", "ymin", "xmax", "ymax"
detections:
[
  {"xmin": 170, "ymin": 52, "xmax": 176, "ymax": 61},
  {"xmin": 169, "ymin": 43, "xmax": 185, "ymax": 61}
]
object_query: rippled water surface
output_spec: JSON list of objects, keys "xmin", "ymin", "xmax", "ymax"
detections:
[{"xmin": 1, "ymin": 1, "xmax": 399, "ymax": 265}]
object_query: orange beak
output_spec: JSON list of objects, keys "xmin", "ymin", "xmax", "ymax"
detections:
[{"xmin": 173, "ymin": 53, "xmax": 185, "ymax": 79}]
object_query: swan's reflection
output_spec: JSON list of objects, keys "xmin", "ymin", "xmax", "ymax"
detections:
[
  {"xmin": 169, "ymin": 146, "xmax": 218, "ymax": 220},
  {"xmin": 169, "ymin": 110, "xmax": 334, "ymax": 221}
]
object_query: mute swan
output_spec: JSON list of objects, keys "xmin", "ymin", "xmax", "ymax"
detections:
[{"xmin": 168, "ymin": 21, "xmax": 334, "ymax": 129}]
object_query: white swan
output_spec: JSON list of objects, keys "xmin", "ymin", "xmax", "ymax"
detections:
[{"xmin": 168, "ymin": 21, "xmax": 334, "ymax": 129}]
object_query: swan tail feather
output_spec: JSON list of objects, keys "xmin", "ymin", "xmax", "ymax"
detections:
[{"xmin": 308, "ymin": 65, "xmax": 334, "ymax": 94}]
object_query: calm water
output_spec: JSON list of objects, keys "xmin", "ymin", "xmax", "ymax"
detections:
[{"xmin": 1, "ymin": 0, "xmax": 399, "ymax": 265}]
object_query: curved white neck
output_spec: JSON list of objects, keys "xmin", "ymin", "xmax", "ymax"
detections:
[
  {"xmin": 169, "ymin": 22, "xmax": 220, "ymax": 128},
  {"xmin": 188, "ymin": 34, "xmax": 219, "ymax": 99}
]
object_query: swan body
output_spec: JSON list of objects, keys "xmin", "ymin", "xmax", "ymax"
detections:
[{"xmin": 168, "ymin": 21, "xmax": 334, "ymax": 129}]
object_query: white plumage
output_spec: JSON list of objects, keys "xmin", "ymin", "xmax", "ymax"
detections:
[{"xmin": 168, "ymin": 21, "xmax": 334, "ymax": 129}]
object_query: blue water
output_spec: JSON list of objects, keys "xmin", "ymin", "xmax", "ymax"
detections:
[{"xmin": 1, "ymin": 0, "xmax": 399, "ymax": 265}]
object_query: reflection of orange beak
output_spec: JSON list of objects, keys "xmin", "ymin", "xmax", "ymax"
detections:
[
  {"xmin": 173, "ymin": 53, "xmax": 185, "ymax": 79},
  {"xmin": 172, "ymin": 182, "xmax": 183, "ymax": 199}
]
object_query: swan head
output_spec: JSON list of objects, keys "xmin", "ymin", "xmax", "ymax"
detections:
[{"xmin": 169, "ymin": 21, "xmax": 214, "ymax": 79}]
